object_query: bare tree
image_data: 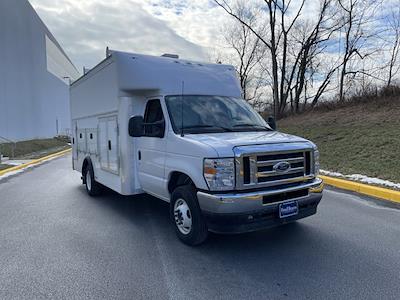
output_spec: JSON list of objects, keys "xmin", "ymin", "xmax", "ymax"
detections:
[
  {"xmin": 385, "ymin": 4, "xmax": 400, "ymax": 87},
  {"xmin": 214, "ymin": 0, "xmax": 293, "ymax": 117},
  {"xmin": 222, "ymin": 1, "xmax": 268, "ymax": 103},
  {"xmin": 214, "ymin": 0, "xmax": 341, "ymax": 117},
  {"xmin": 336, "ymin": 0, "xmax": 382, "ymax": 102},
  {"xmin": 289, "ymin": 1, "xmax": 342, "ymax": 112}
]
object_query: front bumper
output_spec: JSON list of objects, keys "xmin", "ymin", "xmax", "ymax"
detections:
[{"xmin": 197, "ymin": 178, "xmax": 323, "ymax": 234}]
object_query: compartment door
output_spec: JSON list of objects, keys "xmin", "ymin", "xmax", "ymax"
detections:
[
  {"xmin": 99, "ymin": 118, "xmax": 109, "ymax": 170},
  {"xmin": 73, "ymin": 121, "xmax": 78, "ymax": 159},
  {"xmin": 98, "ymin": 116, "xmax": 119, "ymax": 174},
  {"xmin": 107, "ymin": 117, "xmax": 119, "ymax": 173}
]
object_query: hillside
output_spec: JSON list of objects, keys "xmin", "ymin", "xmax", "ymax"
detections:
[
  {"xmin": 0, "ymin": 137, "xmax": 70, "ymax": 159},
  {"xmin": 279, "ymin": 97, "xmax": 400, "ymax": 183}
]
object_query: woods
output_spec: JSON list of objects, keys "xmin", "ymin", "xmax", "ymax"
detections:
[{"xmin": 213, "ymin": 0, "xmax": 399, "ymax": 118}]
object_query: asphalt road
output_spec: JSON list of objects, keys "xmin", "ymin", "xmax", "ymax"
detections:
[{"xmin": 0, "ymin": 155, "xmax": 399, "ymax": 300}]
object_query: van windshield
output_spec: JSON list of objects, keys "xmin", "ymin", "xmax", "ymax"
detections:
[{"xmin": 165, "ymin": 95, "xmax": 271, "ymax": 134}]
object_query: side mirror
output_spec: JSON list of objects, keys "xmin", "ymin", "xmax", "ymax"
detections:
[
  {"xmin": 146, "ymin": 120, "xmax": 165, "ymax": 138},
  {"xmin": 129, "ymin": 116, "xmax": 144, "ymax": 137},
  {"xmin": 267, "ymin": 116, "xmax": 277, "ymax": 130}
]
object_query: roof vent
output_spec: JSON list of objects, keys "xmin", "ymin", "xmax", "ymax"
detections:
[
  {"xmin": 106, "ymin": 46, "xmax": 113, "ymax": 58},
  {"xmin": 161, "ymin": 53, "xmax": 179, "ymax": 59}
]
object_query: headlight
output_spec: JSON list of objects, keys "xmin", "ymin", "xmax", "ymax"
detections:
[
  {"xmin": 203, "ymin": 158, "xmax": 235, "ymax": 191},
  {"xmin": 313, "ymin": 148, "xmax": 320, "ymax": 175}
]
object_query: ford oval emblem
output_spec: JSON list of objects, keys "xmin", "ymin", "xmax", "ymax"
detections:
[{"xmin": 273, "ymin": 161, "xmax": 290, "ymax": 173}]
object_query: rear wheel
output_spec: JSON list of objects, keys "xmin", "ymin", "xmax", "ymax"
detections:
[
  {"xmin": 171, "ymin": 185, "xmax": 208, "ymax": 246},
  {"xmin": 84, "ymin": 163, "xmax": 102, "ymax": 196}
]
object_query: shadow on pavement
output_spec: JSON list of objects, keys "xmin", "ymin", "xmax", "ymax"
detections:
[
  {"xmin": 84, "ymin": 184, "xmax": 324, "ymax": 252},
  {"xmin": 77, "ymin": 184, "xmax": 389, "ymax": 299}
]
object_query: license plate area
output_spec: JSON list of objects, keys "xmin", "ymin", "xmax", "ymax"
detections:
[{"xmin": 279, "ymin": 200, "xmax": 299, "ymax": 218}]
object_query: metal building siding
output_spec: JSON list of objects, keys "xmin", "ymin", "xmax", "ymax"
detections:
[{"xmin": 0, "ymin": 0, "xmax": 78, "ymax": 141}]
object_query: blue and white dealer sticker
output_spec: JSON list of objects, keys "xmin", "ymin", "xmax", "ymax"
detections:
[{"xmin": 279, "ymin": 201, "xmax": 299, "ymax": 218}]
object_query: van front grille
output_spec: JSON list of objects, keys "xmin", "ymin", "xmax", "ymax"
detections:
[
  {"xmin": 236, "ymin": 147, "xmax": 314, "ymax": 190},
  {"xmin": 256, "ymin": 151, "xmax": 307, "ymax": 184}
]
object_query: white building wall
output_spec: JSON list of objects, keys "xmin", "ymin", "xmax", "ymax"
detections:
[{"xmin": 0, "ymin": 0, "xmax": 79, "ymax": 141}]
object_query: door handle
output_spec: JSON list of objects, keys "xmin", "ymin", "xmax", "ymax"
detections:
[
  {"xmin": 108, "ymin": 140, "xmax": 111, "ymax": 150},
  {"xmin": 138, "ymin": 151, "xmax": 141, "ymax": 160}
]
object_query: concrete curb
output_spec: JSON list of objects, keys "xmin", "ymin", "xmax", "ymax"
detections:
[
  {"xmin": 320, "ymin": 175, "xmax": 400, "ymax": 204},
  {"xmin": 0, "ymin": 148, "xmax": 71, "ymax": 177}
]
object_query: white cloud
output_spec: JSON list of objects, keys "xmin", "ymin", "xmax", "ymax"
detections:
[
  {"xmin": 141, "ymin": 1, "xmax": 228, "ymax": 49},
  {"xmin": 28, "ymin": 0, "xmax": 221, "ymax": 70}
]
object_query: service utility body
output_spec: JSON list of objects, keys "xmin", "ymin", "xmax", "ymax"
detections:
[{"xmin": 70, "ymin": 50, "xmax": 324, "ymax": 245}]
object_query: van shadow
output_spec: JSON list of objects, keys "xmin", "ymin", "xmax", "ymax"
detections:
[
  {"xmin": 86, "ymin": 185, "xmax": 332, "ymax": 257},
  {"xmin": 82, "ymin": 186, "xmax": 371, "ymax": 295},
  {"xmin": 84, "ymin": 184, "xmax": 329, "ymax": 251}
]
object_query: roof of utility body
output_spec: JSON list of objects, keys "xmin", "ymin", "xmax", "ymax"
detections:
[{"xmin": 72, "ymin": 50, "xmax": 242, "ymax": 98}]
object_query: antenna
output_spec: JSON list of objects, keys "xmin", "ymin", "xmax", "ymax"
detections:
[{"xmin": 181, "ymin": 81, "xmax": 185, "ymax": 137}]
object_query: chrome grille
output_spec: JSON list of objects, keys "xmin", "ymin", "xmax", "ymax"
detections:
[
  {"xmin": 257, "ymin": 152, "xmax": 306, "ymax": 183},
  {"xmin": 234, "ymin": 143, "xmax": 315, "ymax": 190}
]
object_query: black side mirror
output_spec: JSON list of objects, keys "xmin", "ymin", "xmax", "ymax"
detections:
[
  {"xmin": 267, "ymin": 116, "xmax": 277, "ymax": 130},
  {"xmin": 129, "ymin": 116, "xmax": 144, "ymax": 137},
  {"xmin": 146, "ymin": 120, "xmax": 165, "ymax": 138}
]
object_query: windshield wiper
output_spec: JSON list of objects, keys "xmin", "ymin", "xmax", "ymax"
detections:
[
  {"xmin": 182, "ymin": 125, "xmax": 233, "ymax": 132},
  {"xmin": 233, "ymin": 124, "xmax": 272, "ymax": 130}
]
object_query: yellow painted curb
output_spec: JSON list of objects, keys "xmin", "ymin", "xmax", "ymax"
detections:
[
  {"xmin": 0, "ymin": 148, "xmax": 71, "ymax": 177},
  {"xmin": 319, "ymin": 175, "xmax": 400, "ymax": 204}
]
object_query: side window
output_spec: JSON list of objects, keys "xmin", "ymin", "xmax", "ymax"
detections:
[{"xmin": 144, "ymin": 99, "xmax": 165, "ymax": 137}]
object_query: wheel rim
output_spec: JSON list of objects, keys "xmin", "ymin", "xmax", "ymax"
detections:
[
  {"xmin": 174, "ymin": 198, "xmax": 192, "ymax": 235},
  {"xmin": 86, "ymin": 170, "xmax": 92, "ymax": 191}
]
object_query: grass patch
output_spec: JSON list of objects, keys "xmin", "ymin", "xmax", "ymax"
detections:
[
  {"xmin": 0, "ymin": 164, "xmax": 11, "ymax": 171},
  {"xmin": 0, "ymin": 137, "xmax": 70, "ymax": 159},
  {"xmin": 279, "ymin": 99, "xmax": 400, "ymax": 183}
]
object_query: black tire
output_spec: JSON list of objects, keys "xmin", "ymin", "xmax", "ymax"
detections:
[
  {"xmin": 84, "ymin": 163, "xmax": 102, "ymax": 197},
  {"xmin": 170, "ymin": 184, "xmax": 208, "ymax": 246}
]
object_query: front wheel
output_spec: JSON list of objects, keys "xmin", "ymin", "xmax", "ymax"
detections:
[{"xmin": 171, "ymin": 185, "xmax": 208, "ymax": 246}]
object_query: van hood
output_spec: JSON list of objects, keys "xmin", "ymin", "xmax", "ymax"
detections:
[{"xmin": 184, "ymin": 131, "xmax": 313, "ymax": 157}]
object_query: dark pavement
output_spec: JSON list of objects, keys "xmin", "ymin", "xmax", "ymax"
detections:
[{"xmin": 0, "ymin": 155, "xmax": 399, "ymax": 299}]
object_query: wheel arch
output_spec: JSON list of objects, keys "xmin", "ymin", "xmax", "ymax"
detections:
[{"xmin": 168, "ymin": 171, "xmax": 195, "ymax": 195}]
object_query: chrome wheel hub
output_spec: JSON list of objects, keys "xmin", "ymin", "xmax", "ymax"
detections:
[{"xmin": 174, "ymin": 198, "xmax": 192, "ymax": 235}]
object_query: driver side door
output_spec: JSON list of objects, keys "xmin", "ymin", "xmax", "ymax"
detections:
[{"xmin": 137, "ymin": 99, "xmax": 167, "ymax": 197}]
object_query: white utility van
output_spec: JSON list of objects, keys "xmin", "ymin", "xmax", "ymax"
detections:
[{"xmin": 70, "ymin": 50, "xmax": 324, "ymax": 245}]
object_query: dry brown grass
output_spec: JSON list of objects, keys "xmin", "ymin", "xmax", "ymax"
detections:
[{"xmin": 279, "ymin": 94, "xmax": 400, "ymax": 183}]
